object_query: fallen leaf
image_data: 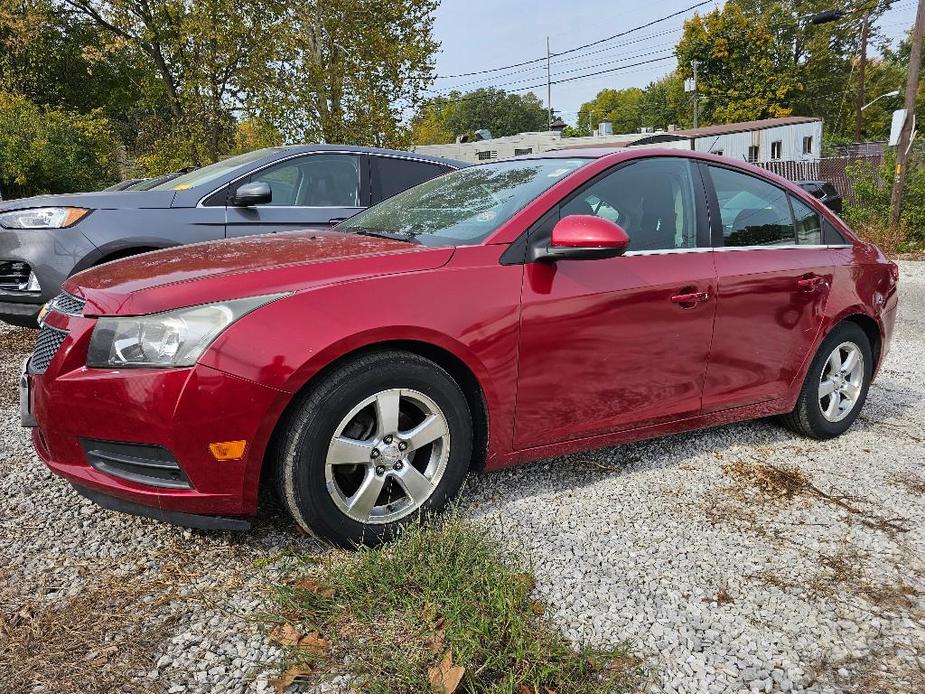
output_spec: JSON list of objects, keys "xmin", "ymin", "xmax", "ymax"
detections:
[
  {"xmin": 269, "ymin": 623, "xmax": 302, "ymax": 647},
  {"xmin": 297, "ymin": 631, "xmax": 329, "ymax": 654},
  {"xmin": 529, "ymin": 599, "xmax": 545, "ymax": 616},
  {"xmin": 271, "ymin": 666, "xmax": 311, "ymax": 693},
  {"xmin": 425, "ymin": 627, "xmax": 446, "ymax": 654},
  {"xmin": 513, "ymin": 573, "xmax": 536, "ymax": 591},
  {"xmin": 291, "ymin": 578, "xmax": 335, "ymax": 599},
  {"xmin": 429, "ymin": 649, "xmax": 465, "ymax": 694},
  {"xmin": 517, "ymin": 686, "xmax": 534, "ymax": 694}
]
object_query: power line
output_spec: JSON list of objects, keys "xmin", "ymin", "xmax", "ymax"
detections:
[
  {"xmin": 432, "ymin": 26, "xmax": 685, "ymax": 94},
  {"xmin": 433, "ymin": 0, "xmax": 713, "ymax": 79}
]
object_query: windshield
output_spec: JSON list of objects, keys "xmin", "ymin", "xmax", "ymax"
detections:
[
  {"xmin": 339, "ymin": 158, "xmax": 590, "ymax": 246},
  {"xmin": 148, "ymin": 148, "xmax": 280, "ymax": 191}
]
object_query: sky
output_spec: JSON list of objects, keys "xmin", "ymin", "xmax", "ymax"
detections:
[{"xmin": 429, "ymin": 0, "xmax": 922, "ymax": 127}]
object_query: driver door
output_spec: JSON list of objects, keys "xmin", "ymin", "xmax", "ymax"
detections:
[
  {"xmin": 225, "ymin": 153, "xmax": 367, "ymax": 237},
  {"xmin": 513, "ymin": 157, "xmax": 718, "ymax": 449}
]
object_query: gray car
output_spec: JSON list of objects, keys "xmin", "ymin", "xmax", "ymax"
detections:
[{"xmin": 0, "ymin": 145, "xmax": 464, "ymax": 326}]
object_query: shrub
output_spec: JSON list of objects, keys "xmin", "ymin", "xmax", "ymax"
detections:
[{"xmin": 0, "ymin": 91, "xmax": 119, "ymax": 198}]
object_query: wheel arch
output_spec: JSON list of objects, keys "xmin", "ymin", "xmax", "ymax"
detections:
[
  {"xmin": 840, "ymin": 313, "xmax": 882, "ymax": 372},
  {"xmin": 260, "ymin": 339, "xmax": 491, "ymax": 494}
]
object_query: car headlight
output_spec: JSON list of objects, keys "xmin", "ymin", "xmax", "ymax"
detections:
[
  {"xmin": 0, "ymin": 207, "xmax": 89, "ymax": 229},
  {"xmin": 86, "ymin": 295, "xmax": 286, "ymax": 368}
]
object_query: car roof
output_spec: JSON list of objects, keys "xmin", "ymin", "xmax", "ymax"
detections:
[{"xmin": 264, "ymin": 144, "xmax": 467, "ymax": 169}]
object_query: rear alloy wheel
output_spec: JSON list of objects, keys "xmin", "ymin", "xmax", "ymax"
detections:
[
  {"xmin": 781, "ymin": 322, "xmax": 873, "ymax": 439},
  {"xmin": 275, "ymin": 350, "xmax": 472, "ymax": 547}
]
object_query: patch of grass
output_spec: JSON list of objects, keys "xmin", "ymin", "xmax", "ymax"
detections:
[{"xmin": 269, "ymin": 516, "xmax": 642, "ymax": 693}]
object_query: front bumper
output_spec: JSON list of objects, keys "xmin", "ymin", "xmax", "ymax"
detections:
[
  {"xmin": 26, "ymin": 310, "xmax": 289, "ymax": 520},
  {"xmin": 0, "ymin": 226, "xmax": 99, "ymax": 325}
]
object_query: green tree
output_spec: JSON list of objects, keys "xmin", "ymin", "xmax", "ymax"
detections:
[
  {"xmin": 675, "ymin": 0, "xmax": 798, "ymax": 124},
  {"xmin": 638, "ymin": 72, "xmax": 689, "ymax": 130},
  {"xmin": 273, "ymin": 0, "xmax": 439, "ymax": 148},
  {"xmin": 63, "ymin": 0, "xmax": 292, "ymax": 167},
  {"xmin": 0, "ymin": 90, "xmax": 119, "ymax": 197},
  {"xmin": 411, "ymin": 88, "xmax": 548, "ymax": 144},
  {"xmin": 575, "ymin": 87, "xmax": 645, "ymax": 136}
]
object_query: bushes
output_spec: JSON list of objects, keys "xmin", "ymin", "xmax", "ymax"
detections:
[
  {"xmin": 842, "ymin": 150, "xmax": 925, "ymax": 254},
  {"xmin": 0, "ymin": 91, "xmax": 119, "ymax": 199}
]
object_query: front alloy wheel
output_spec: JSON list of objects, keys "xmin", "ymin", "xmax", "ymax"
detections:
[
  {"xmin": 325, "ymin": 388, "xmax": 450, "ymax": 525},
  {"xmin": 275, "ymin": 350, "xmax": 472, "ymax": 547}
]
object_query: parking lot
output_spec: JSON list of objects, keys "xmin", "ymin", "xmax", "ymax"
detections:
[{"xmin": 1, "ymin": 261, "xmax": 923, "ymax": 694}]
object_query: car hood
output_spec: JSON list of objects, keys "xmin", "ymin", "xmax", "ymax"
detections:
[
  {"xmin": 65, "ymin": 230, "xmax": 455, "ymax": 315},
  {"xmin": 0, "ymin": 190, "xmax": 176, "ymax": 212}
]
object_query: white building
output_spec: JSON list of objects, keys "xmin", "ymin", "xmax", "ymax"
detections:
[
  {"xmin": 414, "ymin": 116, "xmax": 823, "ymax": 165},
  {"xmin": 413, "ymin": 129, "xmax": 645, "ymax": 164},
  {"xmin": 623, "ymin": 116, "xmax": 823, "ymax": 163}
]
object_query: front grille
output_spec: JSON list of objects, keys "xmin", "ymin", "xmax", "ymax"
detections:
[
  {"xmin": 80, "ymin": 439, "xmax": 192, "ymax": 489},
  {"xmin": 0, "ymin": 261, "xmax": 30, "ymax": 290},
  {"xmin": 51, "ymin": 292, "xmax": 85, "ymax": 316},
  {"xmin": 29, "ymin": 324, "xmax": 68, "ymax": 374}
]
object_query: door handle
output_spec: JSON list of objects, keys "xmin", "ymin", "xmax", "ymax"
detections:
[
  {"xmin": 797, "ymin": 275, "xmax": 826, "ymax": 292},
  {"xmin": 670, "ymin": 291, "xmax": 710, "ymax": 305}
]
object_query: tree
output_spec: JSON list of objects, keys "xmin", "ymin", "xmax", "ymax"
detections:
[
  {"xmin": 0, "ymin": 0, "xmax": 166, "ymax": 151},
  {"xmin": 575, "ymin": 87, "xmax": 645, "ymax": 136},
  {"xmin": 0, "ymin": 90, "xmax": 119, "ymax": 197},
  {"xmin": 638, "ymin": 72, "xmax": 689, "ymax": 131},
  {"xmin": 62, "ymin": 0, "xmax": 292, "ymax": 166},
  {"xmin": 272, "ymin": 0, "xmax": 439, "ymax": 148},
  {"xmin": 675, "ymin": 0, "xmax": 798, "ymax": 124},
  {"xmin": 411, "ymin": 88, "xmax": 548, "ymax": 144}
]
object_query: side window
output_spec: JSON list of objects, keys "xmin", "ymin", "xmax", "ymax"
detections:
[
  {"xmin": 560, "ymin": 158, "xmax": 699, "ymax": 251},
  {"xmin": 249, "ymin": 154, "xmax": 360, "ymax": 207},
  {"xmin": 371, "ymin": 157, "xmax": 449, "ymax": 202},
  {"xmin": 791, "ymin": 196, "xmax": 822, "ymax": 245},
  {"xmin": 709, "ymin": 166, "xmax": 795, "ymax": 247}
]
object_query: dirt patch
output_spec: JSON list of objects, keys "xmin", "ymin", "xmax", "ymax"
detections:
[
  {"xmin": 895, "ymin": 473, "xmax": 925, "ymax": 496},
  {"xmin": 0, "ymin": 568, "xmax": 176, "ymax": 693},
  {"xmin": 0, "ymin": 326, "xmax": 34, "ymax": 360}
]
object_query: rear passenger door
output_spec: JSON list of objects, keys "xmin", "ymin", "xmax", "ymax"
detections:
[
  {"xmin": 224, "ymin": 153, "xmax": 367, "ymax": 237},
  {"xmin": 369, "ymin": 155, "xmax": 453, "ymax": 204},
  {"xmin": 701, "ymin": 164, "xmax": 834, "ymax": 412}
]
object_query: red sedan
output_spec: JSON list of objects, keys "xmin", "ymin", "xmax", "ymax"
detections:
[{"xmin": 21, "ymin": 149, "xmax": 898, "ymax": 546}]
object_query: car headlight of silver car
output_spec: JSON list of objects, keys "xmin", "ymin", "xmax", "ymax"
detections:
[
  {"xmin": 0, "ymin": 207, "xmax": 89, "ymax": 229},
  {"xmin": 86, "ymin": 295, "xmax": 286, "ymax": 368}
]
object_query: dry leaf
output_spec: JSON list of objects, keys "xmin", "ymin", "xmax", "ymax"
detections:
[
  {"xmin": 513, "ymin": 573, "xmax": 536, "ymax": 591},
  {"xmin": 425, "ymin": 627, "xmax": 446, "ymax": 654},
  {"xmin": 517, "ymin": 686, "xmax": 534, "ymax": 694},
  {"xmin": 429, "ymin": 649, "xmax": 465, "ymax": 694},
  {"xmin": 269, "ymin": 623, "xmax": 302, "ymax": 647},
  {"xmin": 297, "ymin": 631, "xmax": 329, "ymax": 654},
  {"xmin": 291, "ymin": 578, "xmax": 335, "ymax": 599},
  {"xmin": 271, "ymin": 666, "xmax": 311, "ymax": 693},
  {"xmin": 529, "ymin": 600, "xmax": 545, "ymax": 616}
]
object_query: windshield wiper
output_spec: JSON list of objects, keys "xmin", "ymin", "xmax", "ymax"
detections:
[{"xmin": 352, "ymin": 229, "xmax": 421, "ymax": 244}]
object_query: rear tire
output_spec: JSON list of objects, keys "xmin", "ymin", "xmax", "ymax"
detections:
[
  {"xmin": 780, "ymin": 322, "xmax": 873, "ymax": 439},
  {"xmin": 274, "ymin": 350, "xmax": 472, "ymax": 547}
]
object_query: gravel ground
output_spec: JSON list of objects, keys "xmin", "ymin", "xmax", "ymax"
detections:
[{"xmin": 2, "ymin": 262, "xmax": 924, "ymax": 693}]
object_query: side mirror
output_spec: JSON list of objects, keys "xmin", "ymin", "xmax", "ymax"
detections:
[
  {"xmin": 530, "ymin": 214, "xmax": 630, "ymax": 262},
  {"xmin": 231, "ymin": 181, "xmax": 272, "ymax": 207}
]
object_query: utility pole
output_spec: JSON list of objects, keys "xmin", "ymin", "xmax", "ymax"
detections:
[
  {"xmin": 856, "ymin": 11, "xmax": 871, "ymax": 142},
  {"xmin": 890, "ymin": 0, "xmax": 925, "ymax": 228},
  {"xmin": 691, "ymin": 60, "xmax": 700, "ymax": 128},
  {"xmin": 546, "ymin": 36, "xmax": 552, "ymax": 130}
]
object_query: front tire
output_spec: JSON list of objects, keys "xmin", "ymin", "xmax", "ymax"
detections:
[
  {"xmin": 275, "ymin": 350, "xmax": 472, "ymax": 547},
  {"xmin": 781, "ymin": 322, "xmax": 873, "ymax": 439}
]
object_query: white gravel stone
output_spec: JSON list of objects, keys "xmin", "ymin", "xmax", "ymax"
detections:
[{"xmin": 2, "ymin": 262, "xmax": 924, "ymax": 692}]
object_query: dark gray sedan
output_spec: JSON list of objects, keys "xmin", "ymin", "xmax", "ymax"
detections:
[{"xmin": 0, "ymin": 145, "xmax": 463, "ymax": 326}]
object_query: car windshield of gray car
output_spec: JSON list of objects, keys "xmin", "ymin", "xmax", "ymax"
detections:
[
  {"xmin": 338, "ymin": 158, "xmax": 591, "ymax": 246},
  {"xmin": 148, "ymin": 148, "xmax": 281, "ymax": 191}
]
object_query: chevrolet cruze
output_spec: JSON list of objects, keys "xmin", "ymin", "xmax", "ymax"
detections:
[{"xmin": 20, "ymin": 149, "xmax": 898, "ymax": 547}]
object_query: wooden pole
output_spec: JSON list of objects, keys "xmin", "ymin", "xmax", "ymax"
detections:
[{"xmin": 889, "ymin": 0, "xmax": 925, "ymax": 228}]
